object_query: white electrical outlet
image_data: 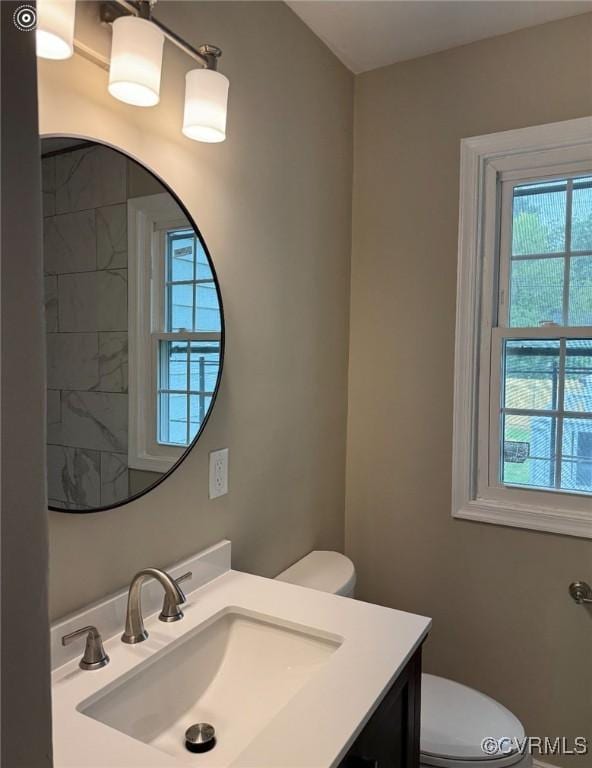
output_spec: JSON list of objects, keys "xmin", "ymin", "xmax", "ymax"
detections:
[{"xmin": 209, "ymin": 448, "xmax": 228, "ymax": 499}]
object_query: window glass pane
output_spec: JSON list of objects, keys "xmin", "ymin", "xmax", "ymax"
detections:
[
  {"xmin": 189, "ymin": 342, "xmax": 221, "ymax": 392},
  {"xmin": 169, "ymin": 234, "xmax": 194, "ymax": 282},
  {"xmin": 189, "ymin": 394, "xmax": 212, "ymax": 441},
  {"xmin": 195, "ymin": 283, "xmax": 221, "ymax": 332},
  {"xmin": 509, "ymin": 257, "xmax": 564, "ymax": 327},
  {"xmin": 564, "ymin": 340, "xmax": 592, "ymax": 413},
  {"xmin": 512, "ymin": 181, "xmax": 566, "ymax": 256},
  {"xmin": 568, "ymin": 256, "xmax": 592, "ymax": 326},
  {"xmin": 561, "ymin": 418, "xmax": 592, "ymax": 493},
  {"xmin": 169, "ymin": 283, "xmax": 194, "ymax": 331},
  {"xmin": 158, "ymin": 392, "xmax": 188, "ymax": 445},
  {"xmin": 161, "ymin": 341, "xmax": 187, "ymax": 391},
  {"xmin": 571, "ymin": 178, "xmax": 592, "ymax": 252},
  {"xmin": 503, "ymin": 340, "xmax": 560, "ymax": 411},
  {"xmin": 196, "ymin": 241, "xmax": 213, "ymax": 281},
  {"xmin": 502, "ymin": 413, "xmax": 556, "ymax": 489}
]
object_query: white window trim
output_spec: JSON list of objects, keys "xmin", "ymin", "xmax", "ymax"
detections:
[
  {"xmin": 128, "ymin": 193, "xmax": 221, "ymax": 473},
  {"xmin": 452, "ymin": 116, "xmax": 592, "ymax": 539}
]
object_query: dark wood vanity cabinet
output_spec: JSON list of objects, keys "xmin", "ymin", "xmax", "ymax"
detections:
[{"xmin": 338, "ymin": 647, "xmax": 422, "ymax": 768}]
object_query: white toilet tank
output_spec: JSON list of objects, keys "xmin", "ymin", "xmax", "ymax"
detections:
[{"xmin": 275, "ymin": 550, "xmax": 356, "ymax": 597}]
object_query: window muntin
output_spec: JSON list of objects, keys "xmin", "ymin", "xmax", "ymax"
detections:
[
  {"xmin": 157, "ymin": 339, "xmax": 220, "ymax": 446},
  {"xmin": 156, "ymin": 228, "xmax": 221, "ymax": 447},
  {"xmin": 496, "ymin": 175, "xmax": 592, "ymax": 496},
  {"xmin": 165, "ymin": 230, "xmax": 221, "ymax": 333}
]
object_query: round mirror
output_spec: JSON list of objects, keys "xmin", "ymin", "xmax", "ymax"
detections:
[{"xmin": 41, "ymin": 138, "xmax": 224, "ymax": 512}]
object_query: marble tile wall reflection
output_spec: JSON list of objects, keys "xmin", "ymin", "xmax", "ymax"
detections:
[
  {"xmin": 57, "ymin": 269, "xmax": 127, "ymax": 333},
  {"xmin": 97, "ymin": 204, "xmax": 127, "ymax": 270},
  {"xmin": 43, "ymin": 144, "xmax": 131, "ymax": 510},
  {"xmin": 98, "ymin": 332, "xmax": 128, "ymax": 393},
  {"xmin": 100, "ymin": 452, "xmax": 129, "ymax": 507},
  {"xmin": 44, "ymin": 209, "xmax": 96, "ymax": 274},
  {"xmin": 46, "ymin": 333, "xmax": 99, "ymax": 390},
  {"xmin": 42, "ymin": 156, "xmax": 56, "ymax": 216},
  {"xmin": 47, "ymin": 390, "xmax": 61, "ymax": 431},
  {"xmin": 47, "ymin": 444, "xmax": 101, "ymax": 508},
  {"xmin": 48, "ymin": 391, "xmax": 128, "ymax": 453},
  {"xmin": 54, "ymin": 146, "xmax": 126, "ymax": 214},
  {"xmin": 44, "ymin": 276, "xmax": 58, "ymax": 333}
]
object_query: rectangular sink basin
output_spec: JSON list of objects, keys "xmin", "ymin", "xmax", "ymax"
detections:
[{"xmin": 80, "ymin": 608, "xmax": 342, "ymax": 765}]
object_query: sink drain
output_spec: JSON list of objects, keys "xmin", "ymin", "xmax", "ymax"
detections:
[{"xmin": 185, "ymin": 723, "xmax": 216, "ymax": 754}]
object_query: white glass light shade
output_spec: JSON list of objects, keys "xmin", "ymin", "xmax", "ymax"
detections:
[
  {"xmin": 36, "ymin": 0, "xmax": 75, "ymax": 60},
  {"xmin": 183, "ymin": 68, "xmax": 229, "ymax": 143},
  {"xmin": 108, "ymin": 17, "xmax": 164, "ymax": 107}
]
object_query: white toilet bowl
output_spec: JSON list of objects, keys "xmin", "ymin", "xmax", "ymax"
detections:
[{"xmin": 276, "ymin": 551, "xmax": 531, "ymax": 768}]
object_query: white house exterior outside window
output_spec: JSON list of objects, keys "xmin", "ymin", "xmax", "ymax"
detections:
[{"xmin": 452, "ymin": 117, "xmax": 592, "ymax": 538}]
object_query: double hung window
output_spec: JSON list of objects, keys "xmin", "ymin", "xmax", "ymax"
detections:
[
  {"xmin": 452, "ymin": 118, "xmax": 592, "ymax": 537},
  {"xmin": 128, "ymin": 194, "xmax": 222, "ymax": 472}
]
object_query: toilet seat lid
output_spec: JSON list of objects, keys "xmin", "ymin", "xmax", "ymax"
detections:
[
  {"xmin": 421, "ymin": 674, "xmax": 525, "ymax": 761},
  {"xmin": 275, "ymin": 551, "xmax": 356, "ymax": 596}
]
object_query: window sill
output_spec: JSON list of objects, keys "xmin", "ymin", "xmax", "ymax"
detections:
[
  {"xmin": 453, "ymin": 497, "xmax": 592, "ymax": 539},
  {"xmin": 128, "ymin": 450, "xmax": 182, "ymax": 474}
]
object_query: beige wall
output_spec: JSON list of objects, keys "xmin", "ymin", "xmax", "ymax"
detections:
[
  {"xmin": 347, "ymin": 14, "xmax": 592, "ymax": 761},
  {"xmin": 39, "ymin": 1, "xmax": 352, "ymax": 620}
]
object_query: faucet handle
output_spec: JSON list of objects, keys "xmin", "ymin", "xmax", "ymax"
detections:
[
  {"xmin": 62, "ymin": 625, "xmax": 110, "ymax": 670},
  {"xmin": 159, "ymin": 571, "xmax": 192, "ymax": 623}
]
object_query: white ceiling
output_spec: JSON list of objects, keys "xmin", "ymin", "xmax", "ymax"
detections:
[{"xmin": 286, "ymin": 1, "xmax": 592, "ymax": 73}]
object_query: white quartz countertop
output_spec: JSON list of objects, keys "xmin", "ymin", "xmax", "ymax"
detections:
[{"xmin": 52, "ymin": 568, "xmax": 431, "ymax": 768}]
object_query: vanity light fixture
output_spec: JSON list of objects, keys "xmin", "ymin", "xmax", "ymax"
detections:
[
  {"xmin": 36, "ymin": 0, "xmax": 76, "ymax": 60},
  {"xmin": 183, "ymin": 48, "xmax": 229, "ymax": 143},
  {"xmin": 101, "ymin": 1, "xmax": 229, "ymax": 140},
  {"xmin": 108, "ymin": 15, "xmax": 164, "ymax": 107},
  {"xmin": 38, "ymin": 0, "xmax": 230, "ymax": 142}
]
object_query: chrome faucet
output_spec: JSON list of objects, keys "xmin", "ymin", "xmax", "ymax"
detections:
[{"xmin": 121, "ymin": 567, "xmax": 186, "ymax": 644}]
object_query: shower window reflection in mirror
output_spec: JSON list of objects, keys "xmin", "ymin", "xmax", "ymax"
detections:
[
  {"xmin": 159, "ymin": 229, "xmax": 221, "ymax": 446},
  {"xmin": 128, "ymin": 194, "xmax": 221, "ymax": 471},
  {"xmin": 41, "ymin": 138, "xmax": 224, "ymax": 513}
]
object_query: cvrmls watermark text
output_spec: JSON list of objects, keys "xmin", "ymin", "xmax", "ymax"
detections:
[{"xmin": 481, "ymin": 736, "xmax": 588, "ymax": 756}]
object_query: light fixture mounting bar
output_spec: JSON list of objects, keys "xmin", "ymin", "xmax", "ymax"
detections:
[{"xmin": 99, "ymin": 1, "xmax": 222, "ymax": 69}]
